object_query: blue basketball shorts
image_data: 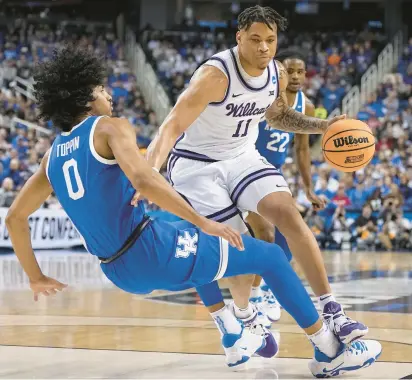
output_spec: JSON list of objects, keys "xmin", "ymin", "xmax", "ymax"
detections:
[{"xmin": 100, "ymin": 219, "xmax": 228, "ymax": 294}]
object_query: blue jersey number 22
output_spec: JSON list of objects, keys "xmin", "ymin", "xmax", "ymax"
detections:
[{"xmin": 266, "ymin": 132, "xmax": 290, "ymax": 152}]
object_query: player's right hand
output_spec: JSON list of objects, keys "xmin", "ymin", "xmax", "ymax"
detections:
[
  {"xmin": 200, "ymin": 219, "xmax": 244, "ymax": 251},
  {"xmin": 30, "ymin": 275, "xmax": 68, "ymax": 302}
]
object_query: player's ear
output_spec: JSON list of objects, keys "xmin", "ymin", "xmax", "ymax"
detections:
[{"xmin": 236, "ymin": 31, "xmax": 241, "ymax": 44}]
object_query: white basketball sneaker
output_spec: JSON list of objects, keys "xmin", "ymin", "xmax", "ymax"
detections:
[
  {"xmin": 262, "ymin": 289, "xmax": 281, "ymax": 322},
  {"xmin": 222, "ymin": 324, "xmax": 266, "ymax": 370},
  {"xmin": 309, "ymin": 340, "xmax": 382, "ymax": 378},
  {"xmin": 229, "ymin": 301, "xmax": 279, "ymax": 359},
  {"xmin": 249, "ymin": 294, "xmax": 272, "ymax": 328}
]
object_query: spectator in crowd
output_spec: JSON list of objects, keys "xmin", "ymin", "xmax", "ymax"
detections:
[
  {"xmin": 329, "ymin": 206, "xmax": 352, "ymax": 249},
  {"xmin": 351, "ymin": 204, "xmax": 378, "ymax": 250},
  {"xmin": 332, "ymin": 184, "xmax": 351, "ymax": 207},
  {"xmin": 314, "ymin": 103, "xmax": 328, "ymax": 119},
  {"xmin": 379, "ymin": 210, "xmax": 412, "ymax": 250},
  {"xmin": 0, "ymin": 177, "xmax": 16, "ymax": 207}
]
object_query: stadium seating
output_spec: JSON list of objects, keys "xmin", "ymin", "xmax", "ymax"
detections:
[
  {"xmin": 143, "ymin": 29, "xmax": 387, "ymax": 113},
  {"xmin": 0, "ymin": 19, "xmax": 159, "ymax": 208},
  {"xmin": 0, "ymin": 16, "xmax": 410, "ymax": 251}
]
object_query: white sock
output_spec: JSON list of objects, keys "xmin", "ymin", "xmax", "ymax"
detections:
[
  {"xmin": 308, "ymin": 322, "xmax": 340, "ymax": 358},
  {"xmin": 250, "ymin": 286, "xmax": 262, "ymax": 300},
  {"xmin": 211, "ymin": 305, "xmax": 242, "ymax": 336},
  {"xmin": 233, "ymin": 302, "xmax": 254, "ymax": 320},
  {"xmin": 318, "ymin": 294, "xmax": 336, "ymax": 311}
]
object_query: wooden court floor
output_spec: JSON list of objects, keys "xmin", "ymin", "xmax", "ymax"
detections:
[{"xmin": 0, "ymin": 249, "xmax": 411, "ymax": 378}]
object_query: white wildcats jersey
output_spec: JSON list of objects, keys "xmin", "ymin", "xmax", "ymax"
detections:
[{"xmin": 174, "ymin": 47, "xmax": 280, "ymax": 161}]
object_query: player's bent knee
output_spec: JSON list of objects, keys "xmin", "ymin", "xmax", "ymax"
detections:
[{"xmin": 261, "ymin": 200, "xmax": 304, "ymax": 233}]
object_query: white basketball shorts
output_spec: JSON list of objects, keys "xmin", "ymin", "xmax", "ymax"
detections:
[{"xmin": 168, "ymin": 148, "xmax": 291, "ymax": 233}]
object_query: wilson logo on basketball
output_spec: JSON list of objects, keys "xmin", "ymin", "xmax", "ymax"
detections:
[
  {"xmin": 333, "ymin": 136, "xmax": 369, "ymax": 148},
  {"xmin": 344, "ymin": 154, "xmax": 365, "ymax": 164}
]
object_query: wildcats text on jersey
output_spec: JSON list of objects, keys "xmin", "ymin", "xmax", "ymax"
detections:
[{"xmin": 226, "ymin": 102, "xmax": 271, "ymax": 117}]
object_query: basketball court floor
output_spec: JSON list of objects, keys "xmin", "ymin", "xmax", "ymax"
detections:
[{"xmin": 0, "ymin": 249, "xmax": 411, "ymax": 379}]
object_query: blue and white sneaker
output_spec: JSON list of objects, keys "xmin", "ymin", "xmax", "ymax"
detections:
[
  {"xmin": 222, "ymin": 324, "xmax": 266, "ymax": 370},
  {"xmin": 261, "ymin": 285, "xmax": 281, "ymax": 322},
  {"xmin": 322, "ymin": 301, "xmax": 368, "ymax": 344},
  {"xmin": 250, "ymin": 295, "xmax": 272, "ymax": 328},
  {"xmin": 229, "ymin": 301, "xmax": 278, "ymax": 359},
  {"xmin": 309, "ymin": 340, "xmax": 382, "ymax": 378}
]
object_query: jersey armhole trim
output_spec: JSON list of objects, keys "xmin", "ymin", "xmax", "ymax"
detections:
[
  {"xmin": 292, "ymin": 91, "xmax": 299, "ymax": 109},
  {"xmin": 45, "ymin": 147, "xmax": 52, "ymax": 183},
  {"xmin": 89, "ymin": 116, "xmax": 117, "ymax": 165},
  {"xmin": 301, "ymin": 92, "xmax": 306, "ymax": 114},
  {"xmin": 207, "ymin": 57, "xmax": 231, "ymax": 106},
  {"xmin": 273, "ymin": 60, "xmax": 280, "ymax": 98}
]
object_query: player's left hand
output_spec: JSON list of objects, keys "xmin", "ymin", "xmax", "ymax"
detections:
[
  {"xmin": 30, "ymin": 275, "xmax": 68, "ymax": 302},
  {"xmin": 306, "ymin": 189, "xmax": 327, "ymax": 210},
  {"xmin": 326, "ymin": 114, "xmax": 347, "ymax": 127},
  {"xmin": 200, "ymin": 219, "xmax": 244, "ymax": 251}
]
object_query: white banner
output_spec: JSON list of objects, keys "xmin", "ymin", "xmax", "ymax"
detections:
[{"xmin": 0, "ymin": 207, "xmax": 83, "ymax": 249}]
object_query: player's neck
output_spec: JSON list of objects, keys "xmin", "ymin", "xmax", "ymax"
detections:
[
  {"xmin": 286, "ymin": 90, "xmax": 297, "ymax": 107},
  {"xmin": 238, "ymin": 50, "xmax": 266, "ymax": 77},
  {"xmin": 74, "ymin": 113, "xmax": 93, "ymax": 126}
]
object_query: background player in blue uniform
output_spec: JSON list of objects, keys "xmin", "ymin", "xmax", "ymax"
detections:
[
  {"xmin": 5, "ymin": 46, "xmax": 380, "ymax": 377},
  {"xmin": 250, "ymin": 50, "xmax": 328, "ymax": 322}
]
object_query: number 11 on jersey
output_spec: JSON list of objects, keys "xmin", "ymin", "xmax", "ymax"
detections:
[{"xmin": 232, "ymin": 119, "xmax": 252, "ymax": 138}]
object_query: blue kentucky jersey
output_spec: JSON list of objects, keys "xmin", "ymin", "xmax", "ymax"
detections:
[
  {"xmin": 256, "ymin": 90, "xmax": 306, "ymax": 168},
  {"xmin": 47, "ymin": 116, "xmax": 146, "ymax": 259}
]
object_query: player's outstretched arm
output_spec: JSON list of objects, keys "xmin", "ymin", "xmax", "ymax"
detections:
[
  {"xmin": 265, "ymin": 61, "xmax": 345, "ymax": 134},
  {"xmin": 294, "ymin": 100, "xmax": 326, "ymax": 210},
  {"xmin": 99, "ymin": 118, "xmax": 244, "ymax": 250},
  {"xmin": 146, "ymin": 65, "xmax": 228, "ymax": 170},
  {"xmin": 6, "ymin": 151, "xmax": 68, "ymax": 300}
]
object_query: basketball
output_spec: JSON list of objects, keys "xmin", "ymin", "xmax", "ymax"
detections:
[{"xmin": 322, "ymin": 119, "xmax": 375, "ymax": 172}]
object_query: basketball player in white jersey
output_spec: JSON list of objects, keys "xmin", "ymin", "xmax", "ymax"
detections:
[{"xmin": 141, "ymin": 5, "xmax": 368, "ymax": 350}]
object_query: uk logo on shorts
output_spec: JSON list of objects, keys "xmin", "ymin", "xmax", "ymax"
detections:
[{"xmin": 175, "ymin": 231, "xmax": 198, "ymax": 258}]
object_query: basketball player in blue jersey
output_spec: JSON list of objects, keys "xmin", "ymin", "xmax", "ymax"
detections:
[
  {"xmin": 249, "ymin": 50, "xmax": 327, "ymax": 322},
  {"xmin": 5, "ymin": 46, "xmax": 381, "ymax": 377},
  {"xmin": 143, "ymin": 4, "xmax": 368, "ymax": 349}
]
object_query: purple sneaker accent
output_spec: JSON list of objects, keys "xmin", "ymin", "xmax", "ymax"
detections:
[
  {"xmin": 248, "ymin": 323, "xmax": 279, "ymax": 358},
  {"xmin": 257, "ymin": 330, "xmax": 278, "ymax": 358},
  {"xmin": 322, "ymin": 301, "xmax": 368, "ymax": 344},
  {"xmin": 324, "ymin": 301, "xmax": 342, "ymax": 315}
]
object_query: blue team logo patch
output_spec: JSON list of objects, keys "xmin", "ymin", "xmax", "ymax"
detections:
[
  {"xmin": 175, "ymin": 231, "xmax": 198, "ymax": 258},
  {"xmin": 272, "ymin": 76, "xmax": 277, "ymax": 85}
]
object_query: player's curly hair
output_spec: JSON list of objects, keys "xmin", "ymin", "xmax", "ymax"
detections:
[
  {"xmin": 275, "ymin": 49, "xmax": 307, "ymax": 64},
  {"xmin": 237, "ymin": 5, "xmax": 288, "ymax": 32},
  {"xmin": 33, "ymin": 45, "xmax": 106, "ymax": 132}
]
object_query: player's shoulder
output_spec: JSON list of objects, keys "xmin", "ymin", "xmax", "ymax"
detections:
[
  {"xmin": 95, "ymin": 117, "xmax": 134, "ymax": 137},
  {"xmin": 40, "ymin": 148, "xmax": 51, "ymax": 169},
  {"xmin": 274, "ymin": 60, "xmax": 287, "ymax": 75},
  {"xmin": 303, "ymin": 93, "xmax": 315, "ymax": 116},
  {"xmin": 191, "ymin": 63, "xmax": 228, "ymax": 86},
  {"xmin": 273, "ymin": 60, "xmax": 288, "ymax": 88}
]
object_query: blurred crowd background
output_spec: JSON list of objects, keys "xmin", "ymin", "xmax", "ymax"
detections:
[{"xmin": 0, "ymin": 0, "xmax": 410, "ymax": 251}]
